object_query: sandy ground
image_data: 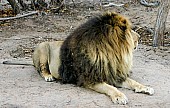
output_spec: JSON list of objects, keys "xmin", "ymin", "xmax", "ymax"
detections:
[{"xmin": 0, "ymin": 1, "xmax": 170, "ymax": 107}]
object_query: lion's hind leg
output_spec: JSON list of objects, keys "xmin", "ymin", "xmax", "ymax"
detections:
[
  {"xmin": 33, "ymin": 42, "xmax": 56, "ymax": 82},
  {"xmin": 121, "ymin": 78, "xmax": 154, "ymax": 95},
  {"xmin": 89, "ymin": 82, "xmax": 128, "ymax": 105},
  {"xmin": 39, "ymin": 63, "xmax": 56, "ymax": 82}
]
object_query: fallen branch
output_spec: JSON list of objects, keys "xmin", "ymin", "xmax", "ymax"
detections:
[
  {"xmin": 0, "ymin": 37, "xmax": 63, "ymax": 41},
  {"xmin": 0, "ymin": 11, "xmax": 38, "ymax": 21},
  {"xmin": 140, "ymin": 0, "xmax": 160, "ymax": 7}
]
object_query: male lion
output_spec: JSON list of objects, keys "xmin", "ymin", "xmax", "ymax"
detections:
[{"xmin": 3, "ymin": 12, "xmax": 154, "ymax": 104}]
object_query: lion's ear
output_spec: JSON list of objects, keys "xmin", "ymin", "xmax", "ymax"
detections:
[
  {"xmin": 113, "ymin": 17, "xmax": 131, "ymax": 40},
  {"xmin": 121, "ymin": 19, "xmax": 128, "ymax": 31},
  {"xmin": 117, "ymin": 18, "xmax": 131, "ymax": 32}
]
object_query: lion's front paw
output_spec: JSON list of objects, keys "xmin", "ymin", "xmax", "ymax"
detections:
[
  {"xmin": 111, "ymin": 92, "xmax": 128, "ymax": 105},
  {"xmin": 44, "ymin": 75, "xmax": 56, "ymax": 82},
  {"xmin": 143, "ymin": 87, "xmax": 154, "ymax": 95},
  {"xmin": 135, "ymin": 86, "xmax": 154, "ymax": 95}
]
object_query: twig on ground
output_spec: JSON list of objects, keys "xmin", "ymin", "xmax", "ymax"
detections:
[
  {"xmin": 134, "ymin": 26, "xmax": 154, "ymax": 34},
  {"xmin": 140, "ymin": 0, "xmax": 160, "ymax": 7},
  {"xmin": 0, "ymin": 11, "xmax": 38, "ymax": 21},
  {"xmin": 103, "ymin": 2, "xmax": 124, "ymax": 7}
]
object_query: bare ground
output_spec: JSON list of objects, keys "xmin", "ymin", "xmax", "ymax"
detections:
[{"xmin": 0, "ymin": 1, "xmax": 170, "ymax": 108}]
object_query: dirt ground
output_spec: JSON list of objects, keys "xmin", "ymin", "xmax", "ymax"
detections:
[{"xmin": 0, "ymin": 0, "xmax": 170, "ymax": 108}]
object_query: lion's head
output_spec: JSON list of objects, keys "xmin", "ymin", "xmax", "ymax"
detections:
[{"xmin": 59, "ymin": 11, "xmax": 139, "ymax": 86}]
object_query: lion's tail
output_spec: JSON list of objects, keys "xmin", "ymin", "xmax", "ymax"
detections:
[{"xmin": 3, "ymin": 60, "xmax": 33, "ymax": 66}]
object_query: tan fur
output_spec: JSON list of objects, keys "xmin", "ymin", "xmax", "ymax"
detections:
[
  {"xmin": 32, "ymin": 29, "xmax": 139, "ymax": 83},
  {"xmin": 32, "ymin": 41, "xmax": 63, "ymax": 81},
  {"xmin": 31, "ymin": 30, "xmax": 154, "ymax": 105},
  {"xmin": 3, "ymin": 12, "xmax": 154, "ymax": 105}
]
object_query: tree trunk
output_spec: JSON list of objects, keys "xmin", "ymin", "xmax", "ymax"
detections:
[
  {"xmin": 153, "ymin": 0, "xmax": 170, "ymax": 47},
  {"xmin": 7, "ymin": 0, "xmax": 20, "ymax": 15}
]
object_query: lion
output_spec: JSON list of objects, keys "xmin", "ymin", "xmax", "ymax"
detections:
[{"xmin": 3, "ymin": 11, "xmax": 154, "ymax": 105}]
